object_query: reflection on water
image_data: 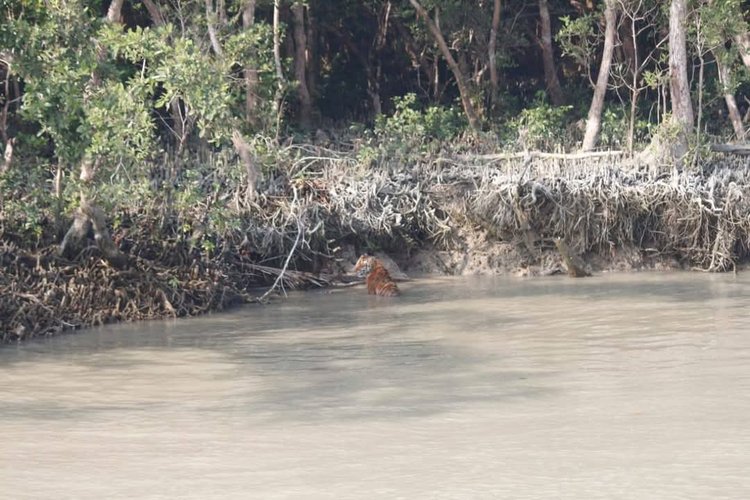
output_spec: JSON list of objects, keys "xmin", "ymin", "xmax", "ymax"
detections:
[{"xmin": 2, "ymin": 272, "xmax": 750, "ymax": 499}]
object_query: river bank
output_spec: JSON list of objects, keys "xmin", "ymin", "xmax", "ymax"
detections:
[{"xmin": 3, "ymin": 149, "xmax": 750, "ymax": 342}]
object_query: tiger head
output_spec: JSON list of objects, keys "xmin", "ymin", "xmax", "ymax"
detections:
[{"xmin": 354, "ymin": 254, "xmax": 376, "ymax": 278}]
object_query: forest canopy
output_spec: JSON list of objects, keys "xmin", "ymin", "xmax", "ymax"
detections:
[
  {"xmin": 1, "ymin": 0, "xmax": 749, "ymax": 255},
  {"xmin": 2, "ymin": 0, "xmax": 749, "ymax": 157}
]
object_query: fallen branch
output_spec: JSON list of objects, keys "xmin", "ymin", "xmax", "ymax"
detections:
[
  {"xmin": 258, "ymin": 187, "xmax": 303, "ymax": 303},
  {"xmin": 456, "ymin": 150, "xmax": 624, "ymax": 162},
  {"xmin": 257, "ymin": 220, "xmax": 303, "ymax": 302},
  {"xmin": 710, "ymin": 143, "xmax": 750, "ymax": 155}
]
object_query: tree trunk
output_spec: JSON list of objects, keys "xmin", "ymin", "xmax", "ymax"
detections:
[
  {"xmin": 538, "ymin": 0, "xmax": 564, "ymax": 106},
  {"xmin": 338, "ymin": 33, "xmax": 382, "ymax": 117},
  {"xmin": 291, "ymin": 2, "xmax": 313, "ymax": 128},
  {"xmin": 581, "ymin": 0, "xmax": 616, "ymax": 151},
  {"xmin": 370, "ymin": 1, "xmax": 391, "ymax": 117},
  {"xmin": 409, "ymin": 0, "xmax": 481, "ymax": 131},
  {"xmin": 393, "ymin": 20, "xmax": 433, "ymax": 91},
  {"xmin": 242, "ymin": 0, "xmax": 259, "ymax": 126},
  {"xmin": 231, "ymin": 130, "xmax": 261, "ymax": 204},
  {"xmin": 273, "ymin": 0, "xmax": 284, "ymax": 88},
  {"xmin": 107, "ymin": 0, "xmax": 125, "ymax": 22},
  {"xmin": 0, "ymin": 56, "xmax": 12, "ymax": 145},
  {"xmin": 0, "ymin": 138, "xmax": 13, "ymax": 175},
  {"xmin": 488, "ymin": 0, "xmax": 501, "ymax": 106},
  {"xmin": 143, "ymin": 0, "xmax": 188, "ymax": 143},
  {"xmin": 669, "ymin": 0, "xmax": 694, "ymax": 134},
  {"xmin": 734, "ymin": 32, "xmax": 750, "ymax": 69},
  {"xmin": 306, "ymin": 0, "xmax": 318, "ymax": 102},
  {"xmin": 716, "ymin": 56, "xmax": 745, "ymax": 140},
  {"xmin": 205, "ymin": 0, "xmax": 224, "ymax": 57},
  {"xmin": 58, "ymin": 0, "xmax": 128, "ymax": 266},
  {"xmin": 624, "ymin": 11, "xmax": 640, "ymax": 154},
  {"xmin": 142, "ymin": 0, "xmax": 165, "ymax": 25},
  {"xmin": 619, "ymin": 23, "xmax": 637, "ymax": 80}
]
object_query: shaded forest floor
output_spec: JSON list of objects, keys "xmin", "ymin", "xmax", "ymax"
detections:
[{"xmin": 4, "ymin": 147, "xmax": 750, "ymax": 342}]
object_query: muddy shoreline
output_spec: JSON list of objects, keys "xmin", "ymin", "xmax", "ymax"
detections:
[
  {"xmin": 4, "ymin": 153, "xmax": 750, "ymax": 342},
  {"xmin": 0, "ymin": 234, "xmax": 714, "ymax": 344}
]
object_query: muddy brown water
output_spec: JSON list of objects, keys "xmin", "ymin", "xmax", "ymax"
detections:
[{"xmin": 2, "ymin": 273, "xmax": 750, "ymax": 499}]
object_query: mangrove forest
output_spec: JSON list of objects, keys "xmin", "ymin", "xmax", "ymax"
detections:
[{"xmin": 2, "ymin": 0, "xmax": 750, "ymax": 341}]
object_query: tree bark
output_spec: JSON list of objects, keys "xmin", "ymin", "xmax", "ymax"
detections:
[
  {"xmin": 58, "ymin": 0, "xmax": 128, "ymax": 266},
  {"xmin": 668, "ymin": 0, "xmax": 694, "ymax": 133},
  {"xmin": 338, "ymin": 34, "xmax": 382, "ymax": 117},
  {"xmin": 716, "ymin": 56, "xmax": 745, "ymax": 140},
  {"xmin": 273, "ymin": 0, "xmax": 285, "ymax": 89},
  {"xmin": 142, "ymin": 0, "xmax": 165, "ymax": 25},
  {"xmin": 619, "ymin": 22, "xmax": 637, "ymax": 80},
  {"xmin": 291, "ymin": 2, "xmax": 313, "ymax": 128},
  {"xmin": 538, "ymin": 0, "xmax": 564, "ymax": 106},
  {"xmin": 306, "ymin": 0, "xmax": 318, "ymax": 102},
  {"xmin": 488, "ymin": 0, "xmax": 501, "ymax": 106},
  {"xmin": 734, "ymin": 32, "xmax": 750, "ymax": 69},
  {"xmin": 143, "ymin": 0, "xmax": 188, "ymax": 143},
  {"xmin": 242, "ymin": 0, "xmax": 259, "ymax": 126},
  {"xmin": 0, "ymin": 138, "xmax": 13, "ymax": 175},
  {"xmin": 409, "ymin": 0, "xmax": 481, "ymax": 131},
  {"xmin": 205, "ymin": 0, "xmax": 224, "ymax": 57},
  {"xmin": 370, "ymin": 1, "xmax": 391, "ymax": 117},
  {"xmin": 231, "ymin": 130, "xmax": 260, "ymax": 203},
  {"xmin": 581, "ymin": 0, "xmax": 616, "ymax": 151},
  {"xmin": 0, "ymin": 55, "xmax": 12, "ymax": 145},
  {"xmin": 107, "ymin": 0, "xmax": 125, "ymax": 22}
]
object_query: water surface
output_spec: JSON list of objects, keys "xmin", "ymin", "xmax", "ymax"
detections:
[{"xmin": 2, "ymin": 273, "xmax": 750, "ymax": 499}]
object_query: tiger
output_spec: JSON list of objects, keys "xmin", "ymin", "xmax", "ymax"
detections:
[{"xmin": 353, "ymin": 254, "xmax": 401, "ymax": 297}]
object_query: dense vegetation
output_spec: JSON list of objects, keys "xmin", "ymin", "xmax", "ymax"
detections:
[{"xmin": 2, "ymin": 0, "xmax": 750, "ymax": 339}]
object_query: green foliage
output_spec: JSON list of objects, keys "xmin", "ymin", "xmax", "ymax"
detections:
[
  {"xmin": 9, "ymin": 0, "xmax": 100, "ymax": 164},
  {"xmin": 600, "ymin": 107, "xmax": 637, "ymax": 149},
  {"xmin": 557, "ymin": 13, "xmax": 599, "ymax": 71},
  {"xmin": 0, "ymin": 161, "xmax": 55, "ymax": 241},
  {"xmin": 86, "ymin": 79, "xmax": 156, "ymax": 163},
  {"xmin": 371, "ymin": 93, "xmax": 464, "ymax": 157},
  {"xmin": 691, "ymin": 0, "xmax": 750, "ymax": 95},
  {"xmin": 504, "ymin": 98, "xmax": 574, "ymax": 150},
  {"xmin": 2, "ymin": 0, "xmax": 749, "ymax": 252}
]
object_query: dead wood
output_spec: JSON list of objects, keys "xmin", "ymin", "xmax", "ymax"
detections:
[
  {"xmin": 710, "ymin": 143, "xmax": 750, "ymax": 155},
  {"xmin": 231, "ymin": 130, "xmax": 261, "ymax": 203}
]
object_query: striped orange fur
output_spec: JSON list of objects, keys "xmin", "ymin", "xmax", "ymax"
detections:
[{"xmin": 354, "ymin": 255, "xmax": 400, "ymax": 297}]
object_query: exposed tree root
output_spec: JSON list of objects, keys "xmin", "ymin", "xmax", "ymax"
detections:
[{"xmin": 5, "ymin": 147, "xmax": 750, "ymax": 342}]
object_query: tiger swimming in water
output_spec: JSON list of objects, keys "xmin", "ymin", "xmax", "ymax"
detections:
[{"xmin": 353, "ymin": 254, "xmax": 401, "ymax": 297}]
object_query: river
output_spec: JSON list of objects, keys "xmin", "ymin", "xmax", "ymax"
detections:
[{"xmin": 2, "ymin": 272, "xmax": 750, "ymax": 499}]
